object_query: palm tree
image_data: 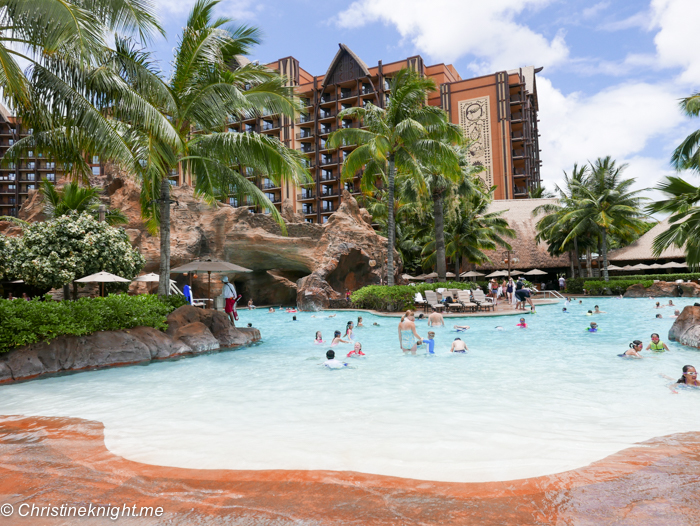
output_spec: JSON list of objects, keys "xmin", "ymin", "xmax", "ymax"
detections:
[
  {"xmin": 422, "ymin": 188, "xmax": 515, "ymax": 274},
  {"xmin": 13, "ymin": 0, "xmax": 311, "ymax": 296},
  {"xmin": 327, "ymin": 68, "xmax": 461, "ymax": 285},
  {"xmin": 40, "ymin": 181, "xmax": 127, "ymax": 226},
  {"xmin": 671, "ymin": 92, "xmax": 700, "ymax": 173},
  {"xmin": 529, "ymin": 185, "xmax": 555, "ymax": 198},
  {"xmin": 561, "ymin": 157, "xmax": 648, "ymax": 281}
]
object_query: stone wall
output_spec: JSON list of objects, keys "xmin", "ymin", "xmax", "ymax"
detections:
[
  {"xmin": 624, "ymin": 281, "xmax": 700, "ymax": 298},
  {"xmin": 0, "ymin": 306, "xmax": 259, "ymax": 384}
]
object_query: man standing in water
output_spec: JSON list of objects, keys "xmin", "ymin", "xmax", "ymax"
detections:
[{"xmin": 428, "ymin": 311, "xmax": 445, "ymax": 326}]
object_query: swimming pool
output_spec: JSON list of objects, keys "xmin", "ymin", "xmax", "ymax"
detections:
[{"xmin": 0, "ymin": 298, "xmax": 698, "ymax": 483}]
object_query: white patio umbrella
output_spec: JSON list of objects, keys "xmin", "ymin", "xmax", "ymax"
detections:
[
  {"xmin": 460, "ymin": 270, "xmax": 485, "ymax": 278},
  {"xmin": 620, "ymin": 265, "xmax": 636, "ymax": 271},
  {"xmin": 446, "ymin": 272, "xmax": 456, "ymax": 278},
  {"xmin": 647, "ymin": 263, "xmax": 664, "ymax": 269},
  {"xmin": 660, "ymin": 261, "xmax": 687, "ymax": 269},
  {"xmin": 627, "ymin": 263, "xmax": 652, "ymax": 271},
  {"xmin": 606, "ymin": 264, "xmax": 624, "ymax": 271},
  {"xmin": 132, "ymin": 273, "xmax": 176, "ymax": 294},
  {"xmin": 523, "ymin": 269, "xmax": 548, "ymax": 276},
  {"xmin": 401, "ymin": 273, "xmax": 415, "ymax": 281},
  {"xmin": 486, "ymin": 270, "xmax": 508, "ymax": 278},
  {"xmin": 76, "ymin": 271, "xmax": 130, "ymax": 297},
  {"xmin": 509, "ymin": 270, "xmax": 525, "ymax": 275},
  {"xmin": 171, "ymin": 259, "xmax": 252, "ymax": 308}
]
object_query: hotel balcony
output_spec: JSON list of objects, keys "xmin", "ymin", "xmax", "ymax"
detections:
[
  {"xmin": 319, "ymin": 171, "xmax": 335, "ymax": 181},
  {"xmin": 296, "ymin": 129, "xmax": 315, "ymax": 140},
  {"xmin": 510, "ymin": 94, "xmax": 524, "ymax": 106},
  {"xmin": 319, "ymin": 93, "xmax": 336, "ymax": 104},
  {"xmin": 296, "ymin": 114, "xmax": 313, "ymax": 124},
  {"xmin": 513, "ymin": 185, "xmax": 528, "ymax": 197},
  {"xmin": 297, "ymin": 144, "xmax": 315, "ymax": 154},
  {"xmin": 262, "ymin": 181, "xmax": 281, "ymax": 190},
  {"xmin": 318, "ymin": 125, "xmax": 336, "ymax": 136},
  {"xmin": 318, "ymin": 109, "xmax": 337, "ymax": 121},
  {"xmin": 339, "ymin": 90, "xmax": 358, "ymax": 100},
  {"xmin": 261, "ymin": 120, "xmax": 280, "ymax": 132},
  {"xmin": 319, "ymin": 156, "xmax": 336, "ymax": 167},
  {"xmin": 302, "ymin": 207, "xmax": 316, "ymax": 215},
  {"xmin": 297, "ymin": 191, "xmax": 316, "ymax": 201},
  {"xmin": 512, "ymin": 148, "xmax": 525, "ymax": 160},
  {"xmin": 511, "ymin": 111, "xmax": 523, "ymax": 122},
  {"xmin": 320, "ymin": 202, "xmax": 335, "ymax": 214}
]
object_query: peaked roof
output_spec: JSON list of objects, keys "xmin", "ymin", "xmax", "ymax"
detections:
[
  {"xmin": 322, "ymin": 44, "xmax": 371, "ymax": 88},
  {"xmin": 607, "ymin": 218, "xmax": 685, "ymax": 261},
  {"xmin": 475, "ymin": 198, "xmax": 571, "ymax": 270}
]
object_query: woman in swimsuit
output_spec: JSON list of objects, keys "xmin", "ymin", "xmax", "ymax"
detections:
[
  {"xmin": 646, "ymin": 333, "xmax": 669, "ymax": 352},
  {"xmin": 619, "ymin": 340, "xmax": 643, "ymax": 358},
  {"xmin": 357, "ymin": 316, "xmax": 364, "ymax": 327},
  {"xmin": 398, "ymin": 310, "xmax": 423, "ymax": 355}
]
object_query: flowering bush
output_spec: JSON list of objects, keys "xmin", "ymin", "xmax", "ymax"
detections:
[
  {"xmin": 0, "ymin": 235, "xmax": 19, "ymax": 281},
  {"xmin": 11, "ymin": 212, "xmax": 145, "ymax": 290}
]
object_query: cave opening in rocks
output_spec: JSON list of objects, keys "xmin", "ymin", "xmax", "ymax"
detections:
[{"xmin": 326, "ymin": 249, "xmax": 377, "ymax": 293}]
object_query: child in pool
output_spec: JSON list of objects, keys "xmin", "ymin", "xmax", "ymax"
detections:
[
  {"xmin": 331, "ymin": 330, "xmax": 350, "ymax": 346},
  {"xmin": 357, "ymin": 316, "xmax": 364, "ymax": 327},
  {"xmin": 315, "ymin": 331, "xmax": 325, "ymax": 344},
  {"xmin": 344, "ymin": 321, "xmax": 354, "ymax": 340},
  {"xmin": 587, "ymin": 322, "xmax": 598, "ymax": 332},
  {"xmin": 347, "ymin": 342, "xmax": 365, "ymax": 357},
  {"xmin": 450, "ymin": 338, "xmax": 468, "ymax": 353},
  {"xmin": 516, "ymin": 318, "xmax": 527, "ymax": 328},
  {"xmin": 323, "ymin": 350, "xmax": 348, "ymax": 369},
  {"xmin": 422, "ymin": 331, "xmax": 436, "ymax": 354},
  {"xmin": 646, "ymin": 333, "xmax": 670, "ymax": 352},
  {"xmin": 618, "ymin": 340, "xmax": 643, "ymax": 358},
  {"xmin": 453, "ymin": 325, "xmax": 470, "ymax": 332}
]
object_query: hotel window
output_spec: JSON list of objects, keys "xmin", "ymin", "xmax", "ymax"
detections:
[
  {"xmin": 344, "ymin": 182, "xmax": 354, "ymax": 192},
  {"xmin": 263, "ymin": 208, "xmax": 271, "ymax": 215},
  {"xmin": 265, "ymin": 192, "xmax": 275, "ymax": 202},
  {"xmin": 302, "ymin": 204, "xmax": 314, "ymax": 214},
  {"xmin": 322, "ymin": 154, "xmax": 332, "ymax": 165},
  {"xmin": 26, "ymin": 184, "xmax": 35, "ymax": 190},
  {"xmin": 383, "ymin": 80, "xmax": 390, "ymax": 90},
  {"xmin": 321, "ymin": 169, "xmax": 333, "ymax": 180},
  {"xmin": 8, "ymin": 139, "xmax": 13, "ymax": 146},
  {"xmin": 342, "ymin": 151, "xmax": 349, "ymax": 161},
  {"xmin": 46, "ymin": 173, "xmax": 55, "ymax": 182},
  {"xmin": 362, "ymin": 83, "xmax": 371, "ymax": 94},
  {"xmin": 92, "ymin": 166, "xmax": 100, "ymax": 176},
  {"xmin": 229, "ymin": 197, "xmax": 238, "ymax": 206},
  {"xmin": 263, "ymin": 178, "xmax": 274, "ymax": 189},
  {"xmin": 341, "ymin": 103, "xmax": 352, "ymax": 111},
  {"xmin": 92, "ymin": 155, "xmax": 100, "ymax": 164},
  {"xmin": 305, "ymin": 218, "xmax": 314, "ymax": 223},
  {"xmin": 322, "ymin": 185, "xmax": 333, "ymax": 196},
  {"xmin": 342, "ymin": 120, "xmax": 352, "ymax": 129},
  {"xmin": 46, "ymin": 162, "xmax": 55, "ymax": 169},
  {"xmin": 27, "ymin": 151, "xmax": 33, "ymax": 157},
  {"xmin": 319, "ymin": 138, "xmax": 327, "ymax": 149},
  {"xmin": 8, "ymin": 184, "xmax": 15, "ymax": 190},
  {"xmin": 322, "ymin": 216, "xmax": 329, "ymax": 223},
  {"xmin": 27, "ymin": 162, "xmax": 35, "ymax": 169},
  {"xmin": 228, "ymin": 127, "xmax": 235, "ymax": 133},
  {"xmin": 300, "ymin": 98, "xmax": 310, "ymax": 107},
  {"xmin": 26, "ymin": 173, "xmax": 35, "ymax": 181}
]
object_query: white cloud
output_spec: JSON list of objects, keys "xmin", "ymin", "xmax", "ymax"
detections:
[
  {"xmin": 537, "ymin": 76, "xmax": 690, "ymax": 198},
  {"xmin": 582, "ymin": 2, "xmax": 610, "ymax": 19},
  {"xmin": 335, "ymin": 0, "xmax": 569, "ymax": 73},
  {"xmin": 649, "ymin": 0, "xmax": 700, "ymax": 84}
]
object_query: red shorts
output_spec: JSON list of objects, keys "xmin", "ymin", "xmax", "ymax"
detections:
[{"xmin": 225, "ymin": 297, "xmax": 236, "ymax": 313}]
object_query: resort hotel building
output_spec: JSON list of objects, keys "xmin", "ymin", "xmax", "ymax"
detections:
[
  {"xmin": 214, "ymin": 44, "xmax": 542, "ymax": 223},
  {"xmin": 0, "ymin": 45, "xmax": 542, "ymax": 223}
]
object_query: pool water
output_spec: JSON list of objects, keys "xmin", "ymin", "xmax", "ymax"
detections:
[{"xmin": 0, "ymin": 298, "xmax": 698, "ymax": 482}]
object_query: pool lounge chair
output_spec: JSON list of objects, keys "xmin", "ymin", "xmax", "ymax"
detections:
[
  {"xmin": 414, "ymin": 292, "xmax": 429, "ymax": 312},
  {"xmin": 471, "ymin": 289, "xmax": 495, "ymax": 312},
  {"xmin": 457, "ymin": 290, "xmax": 478, "ymax": 313},
  {"xmin": 424, "ymin": 290, "xmax": 445, "ymax": 312}
]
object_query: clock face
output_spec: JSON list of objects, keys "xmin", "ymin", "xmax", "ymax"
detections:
[{"xmin": 466, "ymin": 103, "xmax": 483, "ymax": 122}]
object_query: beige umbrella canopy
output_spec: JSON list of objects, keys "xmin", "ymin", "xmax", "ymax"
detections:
[
  {"xmin": 423, "ymin": 272, "xmax": 439, "ymax": 279},
  {"xmin": 627, "ymin": 263, "xmax": 652, "ymax": 271},
  {"xmin": 486, "ymin": 270, "xmax": 508, "ymax": 278},
  {"xmin": 647, "ymin": 263, "xmax": 664, "ymax": 269},
  {"xmin": 401, "ymin": 273, "xmax": 415, "ymax": 281},
  {"xmin": 170, "ymin": 259, "xmax": 252, "ymax": 308},
  {"xmin": 523, "ymin": 269, "xmax": 548, "ymax": 276},
  {"xmin": 76, "ymin": 271, "xmax": 130, "ymax": 297},
  {"xmin": 460, "ymin": 270, "xmax": 485, "ymax": 278},
  {"xmin": 411, "ymin": 274, "xmax": 427, "ymax": 281},
  {"xmin": 659, "ymin": 261, "xmax": 687, "ymax": 269},
  {"xmin": 446, "ymin": 272, "xmax": 456, "ymax": 278},
  {"xmin": 606, "ymin": 264, "xmax": 624, "ymax": 271},
  {"xmin": 132, "ymin": 273, "xmax": 175, "ymax": 294}
]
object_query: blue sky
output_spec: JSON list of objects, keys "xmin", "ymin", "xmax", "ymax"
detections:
[{"xmin": 148, "ymin": 0, "xmax": 699, "ymax": 197}]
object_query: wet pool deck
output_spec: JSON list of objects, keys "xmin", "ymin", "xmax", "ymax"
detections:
[
  {"xmin": 356, "ymin": 298, "xmax": 561, "ymax": 318},
  {"xmin": 0, "ymin": 415, "xmax": 698, "ymax": 525}
]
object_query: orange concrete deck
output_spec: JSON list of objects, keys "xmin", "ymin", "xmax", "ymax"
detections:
[{"xmin": 0, "ymin": 415, "xmax": 698, "ymax": 525}]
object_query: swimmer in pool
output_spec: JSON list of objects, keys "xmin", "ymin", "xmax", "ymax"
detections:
[
  {"xmin": 344, "ymin": 321, "xmax": 354, "ymax": 340},
  {"xmin": 495, "ymin": 326, "xmax": 505, "ymax": 331},
  {"xmin": 586, "ymin": 310, "xmax": 593, "ymax": 316},
  {"xmin": 670, "ymin": 309, "xmax": 681, "ymax": 318},
  {"xmin": 347, "ymin": 342, "xmax": 365, "ymax": 357},
  {"xmin": 562, "ymin": 307, "xmax": 569, "ymax": 313},
  {"xmin": 292, "ymin": 315, "xmax": 297, "ymax": 321},
  {"xmin": 593, "ymin": 305, "xmax": 606, "ymax": 314},
  {"xmin": 323, "ymin": 350, "xmax": 348, "ymax": 369},
  {"xmin": 655, "ymin": 313, "xmax": 663, "ymax": 319},
  {"xmin": 618, "ymin": 340, "xmax": 643, "ymax": 358},
  {"xmin": 516, "ymin": 318, "xmax": 527, "ymax": 328},
  {"xmin": 422, "ymin": 331, "xmax": 436, "ymax": 354},
  {"xmin": 331, "ymin": 330, "xmax": 350, "ymax": 346},
  {"xmin": 373, "ymin": 322, "xmax": 380, "ymax": 326},
  {"xmin": 646, "ymin": 333, "xmax": 669, "ymax": 352},
  {"xmin": 450, "ymin": 338, "xmax": 468, "ymax": 353},
  {"xmin": 357, "ymin": 316, "xmax": 364, "ymax": 327},
  {"xmin": 655, "ymin": 302, "xmax": 663, "ymax": 308},
  {"xmin": 328, "ymin": 314, "xmax": 336, "ymax": 318},
  {"xmin": 578, "ymin": 300, "xmax": 583, "ymax": 305},
  {"xmin": 315, "ymin": 331, "xmax": 325, "ymax": 344},
  {"xmin": 587, "ymin": 322, "xmax": 598, "ymax": 332},
  {"xmin": 453, "ymin": 325, "xmax": 470, "ymax": 332},
  {"xmin": 268, "ymin": 307, "xmax": 275, "ymax": 313},
  {"xmin": 668, "ymin": 300, "xmax": 675, "ymax": 306},
  {"xmin": 676, "ymin": 365, "xmax": 699, "ymax": 386}
]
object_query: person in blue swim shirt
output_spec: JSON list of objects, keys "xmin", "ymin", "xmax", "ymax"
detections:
[
  {"xmin": 587, "ymin": 322, "xmax": 598, "ymax": 332},
  {"xmin": 422, "ymin": 331, "xmax": 436, "ymax": 354}
]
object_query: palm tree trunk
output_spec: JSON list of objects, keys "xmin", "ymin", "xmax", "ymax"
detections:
[
  {"xmin": 62, "ymin": 284, "xmax": 70, "ymax": 301},
  {"xmin": 569, "ymin": 250, "xmax": 574, "ymax": 278},
  {"xmin": 455, "ymin": 255, "xmax": 460, "ymax": 277},
  {"xmin": 574, "ymin": 237, "xmax": 582, "ymax": 278},
  {"xmin": 158, "ymin": 178, "xmax": 171, "ymax": 296},
  {"xmin": 601, "ymin": 230, "xmax": 609, "ymax": 282},
  {"xmin": 72, "ymin": 281, "xmax": 78, "ymax": 301},
  {"xmin": 586, "ymin": 248, "xmax": 593, "ymax": 278},
  {"xmin": 434, "ymin": 192, "xmax": 446, "ymax": 282},
  {"xmin": 386, "ymin": 156, "xmax": 396, "ymax": 286}
]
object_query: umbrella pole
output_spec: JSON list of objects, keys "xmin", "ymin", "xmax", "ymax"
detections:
[{"xmin": 208, "ymin": 271, "xmax": 211, "ymax": 309}]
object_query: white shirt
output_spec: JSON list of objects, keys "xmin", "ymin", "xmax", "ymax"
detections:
[
  {"xmin": 559, "ymin": 278, "xmax": 565, "ymax": 286},
  {"xmin": 324, "ymin": 359, "xmax": 346, "ymax": 369},
  {"xmin": 222, "ymin": 282, "xmax": 237, "ymax": 299}
]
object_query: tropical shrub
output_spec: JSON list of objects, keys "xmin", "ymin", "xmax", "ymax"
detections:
[
  {"xmin": 605, "ymin": 273, "xmax": 700, "ymax": 281},
  {"xmin": 583, "ymin": 279, "xmax": 654, "ymax": 295},
  {"xmin": 0, "ymin": 235, "xmax": 19, "ymax": 281},
  {"xmin": 0, "ymin": 294, "xmax": 180, "ymax": 353},
  {"xmin": 565, "ymin": 278, "xmax": 586, "ymax": 294},
  {"xmin": 351, "ymin": 281, "xmax": 479, "ymax": 311},
  {"xmin": 11, "ymin": 212, "xmax": 145, "ymax": 290}
]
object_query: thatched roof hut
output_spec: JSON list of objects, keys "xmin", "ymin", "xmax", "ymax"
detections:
[
  {"xmin": 474, "ymin": 199, "xmax": 571, "ymax": 271},
  {"xmin": 607, "ymin": 218, "xmax": 685, "ymax": 262}
]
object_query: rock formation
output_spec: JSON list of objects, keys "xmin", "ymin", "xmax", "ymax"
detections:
[
  {"xmin": 105, "ymin": 174, "xmax": 396, "ymax": 308},
  {"xmin": 0, "ymin": 306, "xmax": 259, "ymax": 384},
  {"xmin": 623, "ymin": 281, "xmax": 700, "ymax": 298},
  {"xmin": 668, "ymin": 306, "xmax": 700, "ymax": 348}
]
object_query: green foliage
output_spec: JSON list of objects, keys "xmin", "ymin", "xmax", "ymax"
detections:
[
  {"xmin": 11, "ymin": 212, "xmax": 145, "ymax": 289},
  {"xmin": 565, "ymin": 278, "xmax": 586, "ymax": 294},
  {"xmin": 350, "ymin": 282, "xmax": 478, "ymax": 311},
  {"xmin": 41, "ymin": 181, "xmax": 128, "ymax": 226},
  {"xmin": 0, "ymin": 294, "xmax": 179, "ymax": 353},
  {"xmin": 583, "ymin": 280, "xmax": 654, "ymax": 295},
  {"xmin": 0, "ymin": 235, "xmax": 19, "ymax": 281},
  {"xmin": 606, "ymin": 273, "xmax": 700, "ymax": 281}
]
